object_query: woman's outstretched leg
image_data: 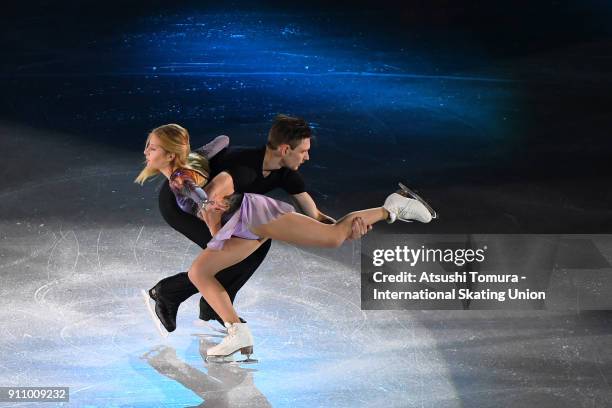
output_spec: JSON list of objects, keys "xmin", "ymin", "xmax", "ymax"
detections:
[
  {"xmin": 187, "ymin": 237, "xmax": 266, "ymax": 324},
  {"xmin": 251, "ymin": 207, "xmax": 390, "ymax": 248}
]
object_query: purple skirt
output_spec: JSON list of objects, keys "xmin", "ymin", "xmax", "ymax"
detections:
[{"xmin": 207, "ymin": 193, "xmax": 296, "ymax": 250}]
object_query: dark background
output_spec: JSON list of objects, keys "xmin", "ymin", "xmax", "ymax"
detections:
[{"xmin": 2, "ymin": 0, "xmax": 611, "ymax": 232}]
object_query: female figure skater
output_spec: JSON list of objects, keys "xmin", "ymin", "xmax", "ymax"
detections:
[{"xmin": 135, "ymin": 123, "xmax": 436, "ymax": 362}]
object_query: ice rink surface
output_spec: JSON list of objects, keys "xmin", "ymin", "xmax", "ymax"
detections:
[
  {"xmin": 2, "ymin": 3, "xmax": 612, "ymax": 406},
  {"xmin": 0, "ymin": 123, "xmax": 611, "ymax": 407}
]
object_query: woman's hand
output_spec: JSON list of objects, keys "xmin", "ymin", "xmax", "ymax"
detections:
[
  {"xmin": 197, "ymin": 201, "xmax": 225, "ymax": 235},
  {"xmin": 207, "ymin": 196, "xmax": 230, "ymax": 213}
]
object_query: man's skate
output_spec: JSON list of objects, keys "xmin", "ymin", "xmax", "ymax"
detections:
[
  {"xmin": 205, "ymin": 322, "xmax": 258, "ymax": 364},
  {"xmin": 141, "ymin": 289, "xmax": 169, "ymax": 338}
]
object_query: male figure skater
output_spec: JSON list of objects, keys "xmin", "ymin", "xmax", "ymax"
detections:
[{"xmin": 147, "ymin": 114, "xmax": 371, "ymax": 333}]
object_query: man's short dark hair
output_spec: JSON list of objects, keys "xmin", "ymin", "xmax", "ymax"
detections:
[{"xmin": 267, "ymin": 114, "xmax": 313, "ymax": 149}]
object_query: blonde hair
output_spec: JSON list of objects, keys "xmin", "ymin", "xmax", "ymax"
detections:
[{"xmin": 134, "ymin": 123, "xmax": 210, "ymax": 186}]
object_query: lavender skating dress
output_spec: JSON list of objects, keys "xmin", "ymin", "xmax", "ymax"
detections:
[
  {"xmin": 168, "ymin": 135, "xmax": 296, "ymax": 251},
  {"xmin": 207, "ymin": 193, "xmax": 296, "ymax": 250}
]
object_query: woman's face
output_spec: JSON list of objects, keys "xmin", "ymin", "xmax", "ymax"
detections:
[{"xmin": 144, "ymin": 132, "xmax": 173, "ymax": 170}]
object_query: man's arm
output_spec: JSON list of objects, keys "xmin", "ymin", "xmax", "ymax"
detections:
[
  {"xmin": 202, "ymin": 171, "xmax": 372, "ymax": 238},
  {"xmin": 290, "ymin": 192, "xmax": 336, "ymax": 224},
  {"xmin": 291, "ymin": 192, "xmax": 372, "ymax": 239}
]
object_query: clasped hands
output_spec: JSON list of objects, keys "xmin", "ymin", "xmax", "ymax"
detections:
[
  {"xmin": 321, "ymin": 215, "xmax": 372, "ymax": 240},
  {"xmin": 348, "ymin": 216, "xmax": 372, "ymax": 240}
]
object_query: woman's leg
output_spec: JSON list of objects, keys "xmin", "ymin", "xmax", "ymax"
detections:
[
  {"xmin": 187, "ymin": 237, "xmax": 267, "ymax": 324},
  {"xmin": 251, "ymin": 207, "xmax": 389, "ymax": 248}
]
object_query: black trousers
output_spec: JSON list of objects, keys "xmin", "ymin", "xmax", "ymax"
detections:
[{"xmin": 156, "ymin": 179, "xmax": 272, "ymax": 322}]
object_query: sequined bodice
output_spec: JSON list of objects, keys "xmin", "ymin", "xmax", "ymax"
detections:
[{"xmin": 169, "ymin": 168, "xmax": 208, "ymax": 216}]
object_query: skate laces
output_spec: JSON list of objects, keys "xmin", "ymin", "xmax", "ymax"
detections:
[{"xmin": 225, "ymin": 323, "xmax": 239, "ymax": 340}]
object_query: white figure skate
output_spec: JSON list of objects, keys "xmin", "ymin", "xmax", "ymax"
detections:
[
  {"xmin": 141, "ymin": 289, "xmax": 168, "ymax": 338},
  {"xmin": 205, "ymin": 321, "xmax": 258, "ymax": 364},
  {"xmin": 397, "ymin": 182, "xmax": 438, "ymax": 220},
  {"xmin": 383, "ymin": 182, "xmax": 437, "ymax": 223}
]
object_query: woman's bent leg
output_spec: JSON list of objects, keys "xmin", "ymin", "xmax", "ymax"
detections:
[
  {"xmin": 251, "ymin": 208, "xmax": 388, "ymax": 248},
  {"xmin": 187, "ymin": 237, "xmax": 266, "ymax": 324}
]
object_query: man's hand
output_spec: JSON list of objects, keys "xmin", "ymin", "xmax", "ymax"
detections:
[{"xmin": 347, "ymin": 216, "xmax": 372, "ymax": 240}]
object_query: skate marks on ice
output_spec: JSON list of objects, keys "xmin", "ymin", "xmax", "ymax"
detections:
[
  {"xmin": 0, "ymin": 214, "xmax": 216, "ymax": 404},
  {"xmin": 4, "ymin": 170, "xmax": 608, "ymax": 406},
  {"xmin": 2, "ymin": 219, "xmax": 611, "ymax": 407},
  {"xmin": 5, "ymin": 187, "xmax": 606, "ymax": 406},
  {"xmin": 215, "ymin": 243, "xmax": 462, "ymax": 407},
  {"xmin": 0, "ymin": 153, "xmax": 520, "ymax": 406}
]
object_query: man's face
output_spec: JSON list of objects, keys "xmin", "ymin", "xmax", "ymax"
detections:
[{"xmin": 280, "ymin": 138, "xmax": 310, "ymax": 170}]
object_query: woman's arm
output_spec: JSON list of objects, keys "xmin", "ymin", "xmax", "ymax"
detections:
[
  {"xmin": 177, "ymin": 170, "xmax": 239, "ymax": 235},
  {"xmin": 174, "ymin": 170, "xmax": 233, "ymax": 213},
  {"xmin": 193, "ymin": 135, "xmax": 230, "ymax": 159},
  {"xmin": 195, "ymin": 171, "xmax": 235, "ymax": 226},
  {"xmin": 179, "ymin": 177, "xmax": 210, "ymax": 209},
  {"xmin": 202, "ymin": 171, "xmax": 235, "ymax": 201},
  {"xmin": 172, "ymin": 171, "xmax": 220, "ymax": 229}
]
